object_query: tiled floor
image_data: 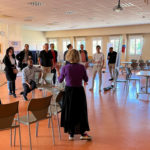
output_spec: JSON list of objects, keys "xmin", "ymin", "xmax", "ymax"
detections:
[{"xmin": 0, "ymin": 68, "xmax": 150, "ymax": 150}]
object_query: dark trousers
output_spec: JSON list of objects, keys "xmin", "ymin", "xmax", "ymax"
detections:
[
  {"xmin": 8, "ymin": 80, "xmax": 16, "ymax": 94},
  {"xmin": 51, "ymin": 68, "xmax": 56, "ymax": 85},
  {"xmin": 23, "ymin": 80, "xmax": 36, "ymax": 97}
]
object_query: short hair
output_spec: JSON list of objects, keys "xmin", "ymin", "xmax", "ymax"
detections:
[
  {"xmin": 25, "ymin": 44, "xmax": 29, "ymax": 47},
  {"xmin": 109, "ymin": 47, "xmax": 113, "ymax": 50},
  {"xmin": 45, "ymin": 43, "xmax": 49, "ymax": 46},
  {"xmin": 66, "ymin": 49, "xmax": 80, "ymax": 63},
  {"xmin": 80, "ymin": 44, "xmax": 84, "ymax": 46},
  {"xmin": 67, "ymin": 44, "xmax": 72, "ymax": 49},
  {"xmin": 96, "ymin": 45, "xmax": 101, "ymax": 49},
  {"xmin": 50, "ymin": 43, "xmax": 54, "ymax": 46}
]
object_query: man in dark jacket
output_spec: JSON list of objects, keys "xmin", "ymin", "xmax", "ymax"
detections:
[
  {"xmin": 16, "ymin": 44, "xmax": 33, "ymax": 70},
  {"xmin": 49, "ymin": 43, "xmax": 58, "ymax": 85}
]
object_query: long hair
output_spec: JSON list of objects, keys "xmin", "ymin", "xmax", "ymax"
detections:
[
  {"xmin": 5, "ymin": 47, "xmax": 15, "ymax": 58},
  {"xmin": 66, "ymin": 49, "xmax": 80, "ymax": 63}
]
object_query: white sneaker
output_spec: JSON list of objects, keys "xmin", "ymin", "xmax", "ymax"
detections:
[
  {"xmin": 80, "ymin": 133, "xmax": 92, "ymax": 141},
  {"xmin": 69, "ymin": 135, "xmax": 74, "ymax": 141}
]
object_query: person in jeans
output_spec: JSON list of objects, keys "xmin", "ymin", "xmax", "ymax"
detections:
[
  {"xmin": 89, "ymin": 45, "xmax": 104, "ymax": 92},
  {"xmin": 21, "ymin": 59, "xmax": 42, "ymax": 101},
  {"xmin": 56, "ymin": 49, "xmax": 91, "ymax": 141},
  {"xmin": 38, "ymin": 43, "xmax": 53, "ymax": 84},
  {"xmin": 3, "ymin": 47, "xmax": 17, "ymax": 98},
  {"xmin": 16, "ymin": 44, "xmax": 33, "ymax": 70},
  {"xmin": 49, "ymin": 43, "xmax": 58, "ymax": 85},
  {"xmin": 107, "ymin": 47, "xmax": 117, "ymax": 81}
]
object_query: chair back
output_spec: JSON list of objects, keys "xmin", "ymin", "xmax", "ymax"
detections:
[
  {"xmin": 125, "ymin": 67, "xmax": 132, "ymax": 79},
  {"xmin": 131, "ymin": 62, "xmax": 138, "ymax": 70},
  {"xmin": 28, "ymin": 96, "xmax": 53, "ymax": 121},
  {"xmin": 131, "ymin": 59, "xmax": 137, "ymax": 63},
  {"xmin": 34, "ymin": 71, "xmax": 41, "ymax": 84},
  {"xmin": 139, "ymin": 62, "xmax": 146, "ymax": 70},
  {"xmin": 45, "ymin": 73, "xmax": 54, "ymax": 85},
  {"xmin": 0, "ymin": 101, "xmax": 19, "ymax": 129}
]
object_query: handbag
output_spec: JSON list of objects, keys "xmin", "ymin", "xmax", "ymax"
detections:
[{"xmin": 13, "ymin": 68, "xmax": 18, "ymax": 74}]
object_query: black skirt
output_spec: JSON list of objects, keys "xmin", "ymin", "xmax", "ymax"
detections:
[{"xmin": 61, "ymin": 86, "xmax": 90, "ymax": 134}]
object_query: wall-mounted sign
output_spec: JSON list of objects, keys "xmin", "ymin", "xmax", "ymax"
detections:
[{"xmin": 8, "ymin": 41, "xmax": 21, "ymax": 51}]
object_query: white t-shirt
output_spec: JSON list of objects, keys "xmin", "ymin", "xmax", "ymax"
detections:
[
  {"xmin": 93, "ymin": 52, "xmax": 104, "ymax": 66},
  {"xmin": 9, "ymin": 56, "xmax": 15, "ymax": 65}
]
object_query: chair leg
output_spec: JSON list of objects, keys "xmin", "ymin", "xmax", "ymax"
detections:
[
  {"xmin": 36, "ymin": 122, "xmax": 39, "ymax": 137},
  {"xmin": 28, "ymin": 124, "xmax": 32, "ymax": 150},
  {"xmin": 48, "ymin": 118, "xmax": 50, "ymax": 128},
  {"xmin": 10, "ymin": 129, "xmax": 12, "ymax": 146},
  {"xmin": 50, "ymin": 118, "xmax": 55, "ymax": 144},
  {"xmin": 14, "ymin": 125, "xmax": 16, "ymax": 146},
  {"xmin": 18, "ymin": 126, "xmax": 22, "ymax": 150},
  {"xmin": 56, "ymin": 112, "xmax": 61, "ymax": 140}
]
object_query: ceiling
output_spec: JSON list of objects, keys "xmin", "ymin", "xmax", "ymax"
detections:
[{"xmin": 0, "ymin": 0, "xmax": 150, "ymax": 31}]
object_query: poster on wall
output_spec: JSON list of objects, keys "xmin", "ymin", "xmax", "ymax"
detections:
[{"xmin": 8, "ymin": 41, "xmax": 21, "ymax": 51}]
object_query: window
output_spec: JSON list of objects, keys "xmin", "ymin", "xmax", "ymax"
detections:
[
  {"xmin": 109, "ymin": 36, "xmax": 121, "ymax": 52},
  {"xmin": 92, "ymin": 37, "xmax": 102, "ymax": 54},
  {"xmin": 76, "ymin": 38, "xmax": 86, "ymax": 50},
  {"xmin": 49, "ymin": 39, "xmax": 57, "ymax": 50},
  {"xmin": 62, "ymin": 39, "xmax": 71, "ymax": 52},
  {"xmin": 129, "ymin": 36, "xmax": 143, "ymax": 55}
]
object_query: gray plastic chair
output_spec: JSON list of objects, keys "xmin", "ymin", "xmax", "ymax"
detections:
[
  {"xmin": 0, "ymin": 101, "xmax": 22, "ymax": 150},
  {"xmin": 125, "ymin": 67, "xmax": 140, "ymax": 92},
  {"xmin": 18, "ymin": 96, "xmax": 55, "ymax": 150}
]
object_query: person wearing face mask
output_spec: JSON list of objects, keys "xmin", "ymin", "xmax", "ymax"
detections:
[
  {"xmin": 21, "ymin": 59, "xmax": 42, "ymax": 101},
  {"xmin": 3, "ymin": 47, "xmax": 17, "ymax": 98},
  {"xmin": 16, "ymin": 44, "xmax": 33, "ymax": 70}
]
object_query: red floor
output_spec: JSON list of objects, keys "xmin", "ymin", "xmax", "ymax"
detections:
[{"xmin": 0, "ymin": 68, "xmax": 150, "ymax": 150}]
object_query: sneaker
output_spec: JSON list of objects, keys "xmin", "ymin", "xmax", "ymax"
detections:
[
  {"xmin": 80, "ymin": 133, "xmax": 92, "ymax": 141},
  {"xmin": 13, "ymin": 93, "xmax": 17, "ymax": 98},
  {"xmin": 69, "ymin": 135, "xmax": 74, "ymax": 141},
  {"xmin": 109, "ymin": 78, "xmax": 113, "ymax": 81},
  {"xmin": 20, "ymin": 91, "xmax": 24, "ymax": 95},
  {"xmin": 9, "ymin": 92, "xmax": 13, "ymax": 95},
  {"xmin": 23, "ymin": 94, "xmax": 28, "ymax": 101},
  {"xmin": 89, "ymin": 88, "xmax": 93, "ymax": 91}
]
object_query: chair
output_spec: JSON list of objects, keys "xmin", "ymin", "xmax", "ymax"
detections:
[
  {"xmin": 114, "ymin": 68, "xmax": 128, "ymax": 90},
  {"xmin": 49, "ymin": 91, "xmax": 64, "ymax": 140},
  {"xmin": 0, "ymin": 101, "xmax": 22, "ymax": 150},
  {"xmin": 139, "ymin": 62, "xmax": 146, "ymax": 70},
  {"xmin": 131, "ymin": 62, "xmax": 139, "ymax": 73},
  {"xmin": 125, "ymin": 67, "xmax": 140, "ymax": 92},
  {"xmin": 18, "ymin": 96, "xmax": 55, "ymax": 150}
]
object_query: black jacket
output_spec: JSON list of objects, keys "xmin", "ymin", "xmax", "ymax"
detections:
[
  {"xmin": 16, "ymin": 50, "xmax": 33, "ymax": 68},
  {"xmin": 3, "ymin": 55, "xmax": 17, "ymax": 81},
  {"xmin": 79, "ymin": 50, "xmax": 88, "ymax": 62}
]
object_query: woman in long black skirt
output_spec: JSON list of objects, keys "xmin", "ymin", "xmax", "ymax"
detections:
[{"xmin": 56, "ymin": 49, "xmax": 91, "ymax": 141}]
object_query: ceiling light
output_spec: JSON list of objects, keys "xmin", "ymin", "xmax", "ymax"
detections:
[
  {"xmin": 65, "ymin": 11, "xmax": 73, "ymax": 15},
  {"xmin": 28, "ymin": 1, "xmax": 43, "ymax": 6},
  {"xmin": 113, "ymin": 0, "xmax": 123, "ymax": 12}
]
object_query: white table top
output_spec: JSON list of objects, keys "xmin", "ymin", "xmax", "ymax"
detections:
[{"xmin": 136, "ymin": 71, "xmax": 150, "ymax": 77}]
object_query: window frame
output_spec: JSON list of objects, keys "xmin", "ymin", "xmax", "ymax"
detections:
[
  {"xmin": 92, "ymin": 37, "xmax": 103, "ymax": 54},
  {"xmin": 76, "ymin": 38, "xmax": 86, "ymax": 50},
  {"xmin": 49, "ymin": 39, "xmax": 58, "ymax": 50}
]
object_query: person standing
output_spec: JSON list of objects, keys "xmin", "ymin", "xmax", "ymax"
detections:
[
  {"xmin": 16, "ymin": 44, "xmax": 33, "ymax": 70},
  {"xmin": 56, "ymin": 49, "xmax": 91, "ymax": 141},
  {"xmin": 79, "ymin": 44, "xmax": 89, "ymax": 68},
  {"xmin": 49, "ymin": 43, "xmax": 58, "ymax": 85},
  {"xmin": 3, "ymin": 47, "xmax": 17, "ymax": 98},
  {"xmin": 64, "ymin": 44, "xmax": 73, "ymax": 64},
  {"xmin": 107, "ymin": 47, "xmax": 117, "ymax": 81},
  {"xmin": 21, "ymin": 59, "xmax": 42, "ymax": 101},
  {"xmin": 89, "ymin": 45, "xmax": 104, "ymax": 92},
  {"xmin": 38, "ymin": 43, "xmax": 53, "ymax": 84}
]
